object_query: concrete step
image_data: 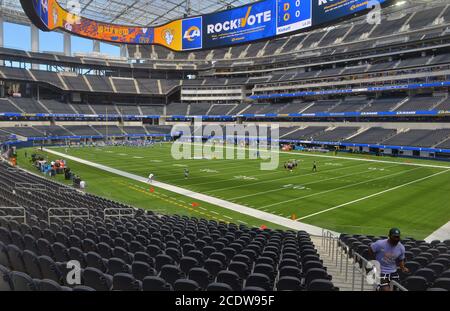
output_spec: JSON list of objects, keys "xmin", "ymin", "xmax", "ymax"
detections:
[{"xmin": 312, "ymin": 236, "xmax": 375, "ymax": 291}]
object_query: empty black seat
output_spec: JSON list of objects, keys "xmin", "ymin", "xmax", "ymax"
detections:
[
  {"xmin": 83, "ymin": 267, "xmax": 112, "ymax": 291},
  {"xmin": 305, "ymin": 268, "xmax": 331, "ymax": 286},
  {"xmin": 0, "ymin": 264, "xmax": 12, "ymax": 291},
  {"xmin": 188, "ymin": 268, "xmax": 211, "ymax": 290},
  {"xmin": 10, "ymin": 271, "xmax": 37, "ymax": 291},
  {"xmin": 160, "ymin": 264, "xmax": 183, "ymax": 286},
  {"xmin": 253, "ymin": 264, "xmax": 275, "ymax": 281},
  {"xmin": 134, "ymin": 252, "xmax": 154, "ymax": 267},
  {"xmin": 433, "ymin": 278, "xmax": 450, "ymax": 291},
  {"xmin": 132, "ymin": 261, "xmax": 155, "ymax": 281},
  {"xmin": 37, "ymin": 279, "xmax": 68, "ymax": 291},
  {"xmin": 155, "ymin": 254, "xmax": 173, "ymax": 271},
  {"xmin": 7, "ymin": 244, "xmax": 26, "ymax": 272},
  {"xmin": 112, "ymin": 247, "xmax": 132, "ymax": 264},
  {"xmin": 403, "ymin": 276, "xmax": 428, "ymax": 291},
  {"xmin": 307, "ymin": 279, "xmax": 338, "ymax": 291},
  {"xmin": 229, "ymin": 261, "xmax": 249, "ymax": 279},
  {"xmin": 107, "ymin": 258, "xmax": 130, "ymax": 275},
  {"xmin": 23, "ymin": 235, "xmax": 38, "ymax": 254},
  {"xmin": 279, "ymin": 266, "xmax": 302, "ymax": 279},
  {"xmin": 277, "ymin": 276, "xmax": 303, "ymax": 291},
  {"xmin": 217, "ymin": 270, "xmax": 242, "ymax": 291},
  {"xmin": 38, "ymin": 256, "xmax": 62, "ymax": 283},
  {"xmin": 206, "ymin": 282, "xmax": 233, "ymax": 291},
  {"xmin": 0, "ymin": 228, "xmax": 12, "ymax": 245},
  {"xmin": 86, "ymin": 252, "xmax": 108, "ymax": 273},
  {"xmin": 173, "ymin": 279, "xmax": 201, "ymax": 291},
  {"xmin": 180, "ymin": 256, "xmax": 199, "ymax": 275},
  {"xmin": 37, "ymin": 239, "xmax": 53, "ymax": 257},
  {"xmin": 414, "ymin": 268, "xmax": 436, "ymax": 284},
  {"xmin": 204, "ymin": 259, "xmax": 224, "ymax": 278},
  {"xmin": 143, "ymin": 276, "xmax": 172, "ymax": 291},
  {"xmin": 245, "ymin": 273, "xmax": 272, "ymax": 291},
  {"xmin": 113, "ymin": 273, "xmax": 142, "ymax": 291},
  {"xmin": 22, "ymin": 250, "xmax": 42, "ymax": 279}
]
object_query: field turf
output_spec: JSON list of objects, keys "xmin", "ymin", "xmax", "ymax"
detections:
[{"xmin": 17, "ymin": 144, "xmax": 450, "ymax": 239}]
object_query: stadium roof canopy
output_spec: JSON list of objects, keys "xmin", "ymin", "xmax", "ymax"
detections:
[{"xmin": 1, "ymin": 0, "xmax": 257, "ymax": 27}]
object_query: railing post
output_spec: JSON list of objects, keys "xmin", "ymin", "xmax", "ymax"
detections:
[
  {"xmin": 340, "ymin": 244, "xmax": 343, "ymax": 273},
  {"xmin": 331, "ymin": 237, "xmax": 335, "ymax": 261},
  {"xmin": 335, "ymin": 238, "xmax": 339, "ymax": 266},
  {"xmin": 345, "ymin": 249, "xmax": 349, "ymax": 281},
  {"xmin": 352, "ymin": 254, "xmax": 356, "ymax": 291},
  {"xmin": 361, "ymin": 265, "xmax": 365, "ymax": 291},
  {"xmin": 328, "ymin": 234, "xmax": 332, "ymax": 255},
  {"xmin": 322, "ymin": 228, "xmax": 324, "ymax": 247}
]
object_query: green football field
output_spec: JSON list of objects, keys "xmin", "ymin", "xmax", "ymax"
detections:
[{"xmin": 17, "ymin": 143, "xmax": 450, "ymax": 239}]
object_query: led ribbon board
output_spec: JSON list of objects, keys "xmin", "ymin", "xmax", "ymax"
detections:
[{"xmin": 21, "ymin": 0, "xmax": 389, "ymax": 51}]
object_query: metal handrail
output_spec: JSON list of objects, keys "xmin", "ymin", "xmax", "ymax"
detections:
[
  {"xmin": 14, "ymin": 182, "xmax": 47, "ymax": 191},
  {"xmin": 323, "ymin": 230, "xmax": 409, "ymax": 291},
  {"xmin": 0, "ymin": 207, "xmax": 26, "ymax": 224},
  {"xmin": 103, "ymin": 208, "xmax": 135, "ymax": 221},
  {"xmin": 323, "ymin": 230, "xmax": 376, "ymax": 291},
  {"xmin": 390, "ymin": 280, "xmax": 408, "ymax": 291},
  {"xmin": 48, "ymin": 208, "xmax": 90, "ymax": 225}
]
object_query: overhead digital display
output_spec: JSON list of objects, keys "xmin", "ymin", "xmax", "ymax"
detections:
[
  {"xmin": 21, "ymin": 0, "xmax": 390, "ymax": 52},
  {"xmin": 203, "ymin": 0, "xmax": 277, "ymax": 48},
  {"xmin": 313, "ymin": 0, "xmax": 389, "ymax": 24},
  {"xmin": 277, "ymin": 0, "xmax": 312, "ymax": 35}
]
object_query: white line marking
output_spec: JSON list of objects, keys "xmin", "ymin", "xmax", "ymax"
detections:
[
  {"xmin": 425, "ymin": 221, "xmax": 450, "ymax": 243},
  {"xmin": 43, "ymin": 148, "xmax": 332, "ymax": 235},
  {"xmin": 204, "ymin": 160, "xmax": 365, "ymax": 194},
  {"xmin": 297, "ymin": 169, "xmax": 450, "ymax": 220},
  {"xmin": 211, "ymin": 211, "xmax": 219, "ymax": 215},
  {"xmin": 172, "ymin": 142, "xmax": 450, "ymax": 169},
  {"xmin": 198, "ymin": 207, "xmax": 207, "ymax": 211},
  {"xmin": 261, "ymin": 166, "xmax": 422, "ymax": 209},
  {"xmin": 229, "ymin": 162, "xmax": 382, "ymax": 200}
]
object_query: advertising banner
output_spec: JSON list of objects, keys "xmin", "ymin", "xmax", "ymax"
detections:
[
  {"xmin": 21, "ymin": 0, "xmax": 390, "ymax": 51},
  {"xmin": 203, "ymin": 0, "xmax": 276, "ymax": 48}
]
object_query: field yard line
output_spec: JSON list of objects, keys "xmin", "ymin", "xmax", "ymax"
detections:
[
  {"xmin": 204, "ymin": 160, "xmax": 373, "ymax": 194},
  {"xmin": 43, "ymin": 148, "xmax": 334, "ymax": 236},
  {"xmin": 425, "ymin": 222, "xmax": 450, "ymax": 243},
  {"xmin": 186, "ymin": 143, "xmax": 450, "ymax": 169},
  {"xmin": 297, "ymin": 169, "xmax": 450, "ymax": 221},
  {"xmin": 229, "ymin": 162, "xmax": 391, "ymax": 200},
  {"xmin": 107, "ymin": 161, "xmax": 287, "ymax": 183},
  {"xmin": 261, "ymin": 166, "xmax": 422, "ymax": 209},
  {"xmin": 168, "ymin": 166, "xmax": 310, "ymax": 185},
  {"xmin": 98, "ymin": 157, "xmax": 265, "ymax": 178}
]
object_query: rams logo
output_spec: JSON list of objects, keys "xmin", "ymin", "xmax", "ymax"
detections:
[
  {"xmin": 162, "ymin": 29, "xmax": 174, "ymax": 46},
  {"xmin": 183, "ymin": 26, "xmax": 201, "ymax": 42}
]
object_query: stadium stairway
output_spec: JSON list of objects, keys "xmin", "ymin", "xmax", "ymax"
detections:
[{"xmin": 311, "ymin": 236, "xmax": 374, "ymax": 291}]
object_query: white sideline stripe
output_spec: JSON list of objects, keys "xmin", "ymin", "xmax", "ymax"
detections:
[
  {"xmin": 262, "ymin": 166, "xmax": 419, "ymax": 209},
  {"xmin": 425, "ymin": 222, "xmax": 450, "ymax": 243},
  {"xmin": 43, "ymin": 148, "xmax": 334, "ymax": 236},
  {"xmin": 297, "ymin": 169, "xmax": 450, "ymax": 221},
  {"xmin": 184, "ymin": 143, "xmax": 450, "ymax": 170}
]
